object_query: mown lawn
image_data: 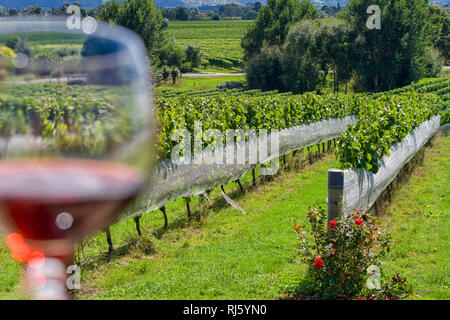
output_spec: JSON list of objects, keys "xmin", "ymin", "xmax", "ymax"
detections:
[{"xmin": 380, "ymin": 136, "xmax": 449, "ymax": 300}]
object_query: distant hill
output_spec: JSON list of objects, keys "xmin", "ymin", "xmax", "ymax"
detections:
[
  {"xmin": 0, "ymin": 1, "xmax": 104, "ymax": 9},
  {"xmin": 1, "ymin": 0, "xmax": 447, "ymax": 10},
  {"xmin": 0, "ymin": 0, "xmax": 352, "ymax": 10}
]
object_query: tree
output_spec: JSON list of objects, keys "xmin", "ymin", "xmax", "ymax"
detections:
[
  {"xmin": 157, "ymin": 41, "xmax": 185, "ymax": 69},
  {"xmin": 428, "ymin": 4, "xmax": 450, "ymax": 64},
  {"xmin": 281, "ymin": 20, "xmax": 322, "ymax": 94},
  {"xmin": 241, "ymin": 0, "xmax": 318, "ymax": 61},
  {"xmin": 162, "ymin": 18, "xmax": 169, "ymax": 30},
  {"xmin": 161, "ymin": 65, "xmax": 170, "ymax": 82},
  {"xmin": 185, "ymin": 44, "xmax": 203, "ymax": 68},
  {"xmin": 161, "ymin": 8, "xmax": 177, "ymax": 21},
  {"xmin": 344, "ymin": 0, "xmax": 433, "ymax": 92},
  {"xmin": 171, "ymin": 67, "xmax": 180, "ymax": 83},
  {"xmin": 315, "ymin": 19, "xmax": 355, "ymax": 93},
  {"xmin": 98, "ymin": 0, "xmax": 123, "ymax": 23},
  {"xmin": 175, "ymin": 6, "xmax": 189, "ymax": 21},
  {"xmin": 99, "ymin": 0, "xmax": 165, "ymax": 66},
  {"xmin": 23, "ymin": 5, "xmax": 42, "ymax": 15},
  {"xmin": 246, "ymin": 43, "xmax": 284, "ymax": 91},
  {"xmin": 8, "ymin": 8, "xmax": 18, "ymax": 16}
]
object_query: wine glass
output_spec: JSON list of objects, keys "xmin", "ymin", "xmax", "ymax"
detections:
[{"xmin": 0, "ymin": 16, "xmax": 156, "ymax": 299}]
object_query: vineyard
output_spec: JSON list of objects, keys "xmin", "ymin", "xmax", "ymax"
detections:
[
  {"xmin": 0, "ymin": 74, "xmax": 449, "ymax": 299},
  {"xmin": 164, "ymin": 20, "xmax": 251, "ymax": 69}
]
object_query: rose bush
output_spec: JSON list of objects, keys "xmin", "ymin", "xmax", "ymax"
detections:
[{"xmin": 292, "ymin": 207, "xmax": 411, "ymax": 299}]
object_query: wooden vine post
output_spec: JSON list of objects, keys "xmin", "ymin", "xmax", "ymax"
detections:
[
  {"xmin": 105, "ymin": 227, "xmax": 114, "ymax": 262},
  {"xmin": 185, "ymin": 197, "xmax": 192, "ymax": 219},
  {"xmin": 134, "ymin": 216, "xmax": 142, "ymax": 236},
  {"xmin": 160, "ymin": 206, "xmax": 168, "ymax": 231},
  {"xmin": 236, "ymin": 179, "xmax": 244, "ymax": 193}
]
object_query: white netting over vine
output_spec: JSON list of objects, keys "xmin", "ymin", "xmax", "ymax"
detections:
[
  {"xmin": 119, "ymin": 116, "xmax": 357, "ymax": 220},
  {"xmin": 340, "ymin": 116, "xmax": 441, "ymax": 214}
]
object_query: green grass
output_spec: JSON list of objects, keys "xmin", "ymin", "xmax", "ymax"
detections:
[
  {"xmin": 157, "ymin": 75, "xmax": 246, "ymax": 91},
  {"xmin": 379, "ymin": 136, "xmax": 450, "ymax": 300},
  {"xmin": 0, "ymin": 32, "xmax": 85, "ymax": 57},
  {"xmin": 76, "ymin": 148, "xmax": 330, "ymax": 299},
  {"xmin": 0, "ymin": 138, "xmax": 448, "ymax": 300},
  {"xmin": 165, "ymin": 20, "xmax": 252, "ymax": 67}
]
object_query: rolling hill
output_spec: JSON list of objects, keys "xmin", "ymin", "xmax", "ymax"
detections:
[{"xmin": 0, "ymin": 0, "xmax": 353, "ymax": 10}]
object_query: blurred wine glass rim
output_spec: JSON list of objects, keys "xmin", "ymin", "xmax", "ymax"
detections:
[{"xmin": 0, "ymin": 15, "xmax": 152, "ymax": 87}]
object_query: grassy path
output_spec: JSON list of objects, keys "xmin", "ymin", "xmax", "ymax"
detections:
[
  {"xmin": 78, "ymin": 152, "xmax": 334, "ymax": 299},
  {"xmin": 380, "ymin": 136, "xmax": 449, "ymax": 300}
]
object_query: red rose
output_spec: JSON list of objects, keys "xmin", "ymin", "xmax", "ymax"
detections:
[
  {"xmin": 314, "ymin": 257, "xmax": 323, "ymax": 269},
  {"xmin": 355, "ymin": 218, "xmax": 363, "ymax": 226},
  {"xmin": 329, "ymin": 220, "xmax": 337, "ymax": 229}
]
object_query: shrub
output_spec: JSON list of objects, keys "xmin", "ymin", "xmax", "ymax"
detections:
[
  {"xmin": 184, "ymin": 44, "xmax": 203, "ymax": 69},
  {"xmin": 292, "ymin": 207, "xmax": 411, "ymax": 300},
  {"xmin": 207, "ymin": 57, "xmax": 233, "ymax": 69},
  {"xmin": 181, "ymin": 61, "xmax": 193, "ymax": 73},
  {"xmin": 161, "ymin": 66, "xmax": 170, "ymax": 82},
  {"xmin": 216, "ymin": 81, "xmax": 245, "ymax": 91},
  {"xmin": 246, "ymin": 44, "xmax": 284, "ymax": 92},
  {"xmin": 171, "ymin": 67, "xmax": 180, "ymax": 84}
]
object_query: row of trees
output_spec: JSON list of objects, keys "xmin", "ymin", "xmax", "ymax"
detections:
[
  {"xmin": 161, "ymin": 3, "xmax": 263, "ymax": 21},
  {"xmin": 0, "ymin": 2, "xmax": 101, "ymax": 17},
  {"xmin": 244, "ymin": 0, "xmax": 449, "ymax": 94}
]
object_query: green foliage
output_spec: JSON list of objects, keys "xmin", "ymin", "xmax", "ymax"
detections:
[
  {"xmin": 98, "ymin": 0, "xmax": 123, "ymax": 24},
  {"xmin": 281, "ymin": 20, "xmax": 323, "ymax": 94},
  {"xmin": 345, "ymin": 0, "xmax": 433, "ymax": 92},
  {"xmin": 315, "ymin": 18, "xmax": 354, "ymax": 93},
  {"xmin": 294, "ymin": 208, "xmax": 396, "ymax": 299},
  {"xmin": 175, "ymin": 6, "xmax": 189, "ymax": 21},
  {"xmin": 418, "ymin": 47, "xmax": 443, "ymax": 78},
  {"xmin": 428, "ymin": 4, "xmax": 450, "ymax": 64},
  {"xmin": 99, "ymin": 0, "xmax": 165, "ymax": 65},
  {"xmin": 336, "ymin": 92, "xmax": 445, "ymax": 173},
  {"xmin": 241, "ymin": 0, "xmax": 318, "ymax": 61},
  {"xmin": 157, "ymin": 41, "xmax": 185, "ymax": 69},
  {"xmin": 207, "ymin": 57, "xmax": 234, "ymax": 69},
  {"xmin": 184, "ymin": 44, "xmax": 203, "ymax": 69},
  {"xmin": 156, "ymin": 92, "xmax": 365, "ymax": 159},
  {"xmin": 0, "ymin": 83, "xmax": 133, "ymax": 155},
  {"xmin": 165, "ymin": 20, "xmax": 251, "ymax": 69},
  {"xmin": 170, "ymin": 67, "xmax": 180, "ymax": 84},
  {"xmin": 441, "ymin": 108, "xmax": 450, "ymax": 126},
  {"xmin": 246, "ymin": 43, "xmax": 283, "ymax": 92}
]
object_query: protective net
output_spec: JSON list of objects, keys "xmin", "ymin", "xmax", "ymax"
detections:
[
  {"xmin": 119, "ymin": 116, "xmax": 357, "ymax": 220},
  {"xmin": 339, "ymin": 116, "xmax": 441, "ymax": 214}
]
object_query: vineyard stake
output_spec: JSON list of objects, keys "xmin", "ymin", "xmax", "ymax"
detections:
[
  {"xmin": 236, "ymin": 179, "xmax": 245, "ymax": 193},
  {"xmin": 133, "ymin": 216, "xmax": 142, "ymax": 237},
  {"xmin": 160, "ymin": 206, "xmax": 168, "ymax": 231},
  {"xmin": 186, "ymin": 201, "xmax": 192, "ymax": 219},
  {"xmin": 105, "ymin": 227, "xmax": 114, "ymax": 262},
  {"xmin": 327, "ymin": 169, "xmax": 344, "ymax": 223}
]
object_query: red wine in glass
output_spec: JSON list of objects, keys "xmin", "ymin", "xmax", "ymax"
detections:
[{"xmin": 0, "ymin": 159, "xmax": 144, "ymax": 299}]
